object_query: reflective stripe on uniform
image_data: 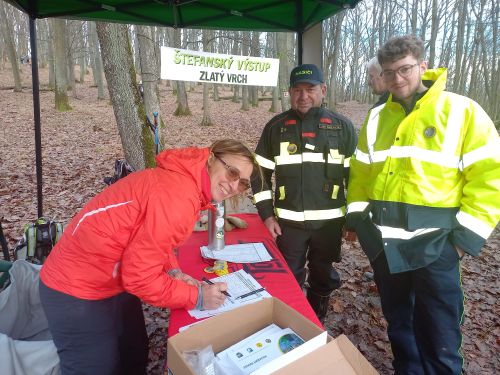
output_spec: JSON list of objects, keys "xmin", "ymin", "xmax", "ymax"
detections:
[
  {"xmin": 255, "ymin": 154, "xmax": 275, "ymax": 170},
  {"xmin": 347, "ymin": 201, "xmax": 369, "ymax": 214},
  {"xmin": 344, "ymin": 157, "xmax": 350, "ymax": 167},
  {"xmin": 275, "ymin": 151, "xmax": 345, "ymax": 165},
  {"xmin": 461, "ymin": 142, "xmax": 499, "ymax": 169},
  {"xmin": 353, "ymin": 149, "xmax": 371, "ymax": 164},
  {"xmin": 276, "ymin": 207, "xmax": 345, "ymax": 221},
  {"xmin": 456, "ymin": 211, "xmax": 494, "ymax": 239},
  {"xmin": 253, "ymin": 190, "xmax": 272, "ymax": 204},
  {"xmin": 278, "ymin": 186, "xmax": 285, "ymax": 200},
  {"xmin": 375, "ymin": 225, "xmax": 440, "ymax": 240},
  {"xmin": 331, "ymin": 185, "xmax": 339, "ymax": 199}
]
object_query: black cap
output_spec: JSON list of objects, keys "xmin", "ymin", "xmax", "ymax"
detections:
[{"xmin": 289, "ymin": 64, "xmax": 324, "ymax": 87}]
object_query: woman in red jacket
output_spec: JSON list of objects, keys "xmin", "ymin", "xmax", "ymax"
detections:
[{"xmin": 39, "ymin": 139, "xmax": 260, "ymax": 375}]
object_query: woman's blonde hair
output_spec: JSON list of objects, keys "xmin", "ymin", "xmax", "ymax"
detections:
[{"xmin": 209, "ymin": 139, "xmax": 264, "ymax": 205}]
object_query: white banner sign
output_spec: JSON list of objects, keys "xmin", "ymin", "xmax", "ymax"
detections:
[{"xmin": 161, "ymin": 47, "xmax": 279, "ymax": 86}]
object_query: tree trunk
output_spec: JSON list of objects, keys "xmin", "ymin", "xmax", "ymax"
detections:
[
  {"xmin": 0, "ymin": 2, "xmax": 22, "ymax": 92},
  {"xmin": 328, "ymin": 12, "xmax": 345, "ymax": 108},
  {"xmin": 200, "ymin": 30, "xmax": 213, "ymax": 126},
  {"xmin": 52, "ymin": 19, "xmax": 72, "ymax": 111},
  {"xmin": 89, "ymin": 22, "xmax": 106, "ymax": 100},
  {"xmin": 428, "ymin": 0, "xmax": 439, "ymax": 68},
  {"xmin": 173, "ymin": 28, "xmax": 191, "ymax": 116},
  {"xmin": 240, "ymin": 31, "xmax": 251, "ymax": 111},
  {"xmin": 136, "ymin": 24, "xmax": 165, "ymax": 148},
  {"xmin": 96, "ymin": 22, "xmax": 154, "ymax": 170},
  {"xmin": 277, "ymin": 32, "xmax": 289, "ymax": 112}
]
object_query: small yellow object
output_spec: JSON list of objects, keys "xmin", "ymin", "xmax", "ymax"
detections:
[
  {"xmin": 213, "ymin": 260, "xmax": 229, "ymax": 276},
  {"xmin": 204, "ymin": 260, "xmax": 229, "ymax": 276}
]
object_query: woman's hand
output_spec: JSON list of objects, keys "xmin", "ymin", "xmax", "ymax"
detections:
[{"xmin": 201, "ymin": 282, "xmax": 228, "ymax": 310}]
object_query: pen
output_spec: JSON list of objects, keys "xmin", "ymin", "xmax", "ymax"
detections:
[
  {"xmin": 236, "ymin": 287, "xmax": 266, "ymax": 299},
  {"xmin": 202, "ymin": 277, "xmax": 232, "ymax": 298}
]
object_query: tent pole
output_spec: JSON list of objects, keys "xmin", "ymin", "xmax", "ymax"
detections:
[{"xmin": 29, "ymin": 16, "xmax": 43, "ymax": 218}]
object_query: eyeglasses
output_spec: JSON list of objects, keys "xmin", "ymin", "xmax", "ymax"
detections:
[
  {"xmin": 214, "ymin": 155, "xmax": 251, "ymax": 192},
  {"xmin": 380, "ymin": 63, "xmax": 418, "ymax": 82}
]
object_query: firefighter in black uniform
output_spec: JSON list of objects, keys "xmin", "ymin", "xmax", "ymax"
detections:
[{"xmin": 252, "ymin": 64, "xmax": 357, "ymax": 323}]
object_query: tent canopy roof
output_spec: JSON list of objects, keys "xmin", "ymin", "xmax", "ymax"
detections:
[{"xmin": 5, "ymin": 0, "xmax": 359, "ymax": 32}]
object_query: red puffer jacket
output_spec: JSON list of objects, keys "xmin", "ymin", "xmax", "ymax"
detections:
[{"xmin": 40, "ymin": 147, "xmax": 212, "ymax": 309}]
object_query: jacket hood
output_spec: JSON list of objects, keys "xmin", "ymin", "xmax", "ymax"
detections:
[{"xmin": 155, "ymin": 147, "xmax": 211, "ymax": 202}]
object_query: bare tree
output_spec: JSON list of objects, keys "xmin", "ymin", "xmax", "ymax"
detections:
[
  {"xmin": 96, "ymin": 22, "xmax": 156, "ymax": 169},
  {"xmin": 0, "ymin": 1, "xmax": 22, "ymax": 91},
  {"xmin": 200, "ymin": 29, "xmax": 214, "ymax": 126},
  {"xmin": 88, "ymin": 21, "xmax": 105, "ymax": 100},
  {"xmin": 173, "ymin": 28, "xmax": 191, "ymax": 116},
  {"xmin": 52, "ymin": 19, "xmax": 71, "ymax": 111}
]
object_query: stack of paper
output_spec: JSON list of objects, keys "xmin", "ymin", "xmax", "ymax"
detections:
[
  {"xmin": 188, "ymin": 270, "xmax": 271, "ymax": 319},
  {"xmin": 200, "ymin": 242, "xmax": 272, "ymax": 263},
  {"xmin": 214, "ymin": 324, "xmax": 305, "ymax": 375}
]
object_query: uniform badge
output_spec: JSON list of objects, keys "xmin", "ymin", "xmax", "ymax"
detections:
[
  {"xmin": 424, "ymin": 126, "xmax": 436, "ymax": 138},
  {"xmin": 287, "ymin": 143, "xmax": 298, "ymax": 154}
]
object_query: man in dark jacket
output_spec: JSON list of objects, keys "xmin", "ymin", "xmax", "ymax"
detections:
[{"xmin": 252, "ymin": 64, "xmax": 357, "ymax": 323}]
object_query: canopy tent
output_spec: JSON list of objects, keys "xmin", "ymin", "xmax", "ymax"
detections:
[{"xmin": 4, "ymin": 0, "xmax": 360, "ymax": 217}]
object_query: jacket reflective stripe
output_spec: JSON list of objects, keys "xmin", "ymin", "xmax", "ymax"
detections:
[
  {"xmin": 375, "ymin": 225, "xmax": 440, "ymax": 240},
  {"xmin": 456, "ymin": 211, "xmax": 494, "ymax": 239},
  {"xmin": 462, "ymin": 142, "xmax": 500, "ymax": 169},
  {"xmin": 356, "ymin": 145, "xmax": 461, "ymax": 169},
  {"xmin": 255, "ymin": 154, "xmax": 275, "ymax": 170},
  {"xmin": 347, "ymin": 201, "xmax": 369, "ymax": 214},
  {"xmin": 344, "ymin": 157, "xmax": 351, "ymax": 167},
  {"xmin": 253, "ymin": 190, "xmax": 272, "ymax": 204},
  {"xmin": 366, "ymin": 104, "xmax": 385, "ymax": 162},
  {"xmin": 365, "ymin": 101, "xmax": 462, "ymax": 169},
  {"xmin": 354, "ymin": 149, "xmax": 371, "ymax": 164},
  {"xmin": 276, "ymin": 207, "xmax": 345, "ymax": 221},
  {"xmin": 72, "ymin": 200, "xmax": 133, "ymax": 235},
  {"xmin": 275, "ymin": 151, "xmax": 345, "ymax": 165}
]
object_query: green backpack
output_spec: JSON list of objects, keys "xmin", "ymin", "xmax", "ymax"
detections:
[{"xmin": 14, "ymin": 218, "xmax": 63, "ymax": 264}]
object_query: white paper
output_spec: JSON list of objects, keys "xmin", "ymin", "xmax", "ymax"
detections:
[
  {"xmin": 200, "ymin": 242, "xmax": 272, "ymax": 263},
  {"xmin": 188, "ymin": 270, "xmax": 271, "ymax": 319}
]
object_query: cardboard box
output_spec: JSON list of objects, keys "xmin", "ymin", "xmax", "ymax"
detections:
[{"xmin": 167, "ymin": 298, "xmax": 378, "ymax": 375}]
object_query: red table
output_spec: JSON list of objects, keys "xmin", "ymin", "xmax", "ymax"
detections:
[{"xmin": 168, "ymin": 213, "xmax": 321, "ymax": 336}]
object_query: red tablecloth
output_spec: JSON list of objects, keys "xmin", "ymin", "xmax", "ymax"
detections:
[{"xmin": 168, "ymin": 213, "xmax": 321, "ymax": 336}]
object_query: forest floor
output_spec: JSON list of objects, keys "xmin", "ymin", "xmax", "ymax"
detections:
[{"xmin": 0, "ymin": 65, "xmax": 498, "ymax": 374}]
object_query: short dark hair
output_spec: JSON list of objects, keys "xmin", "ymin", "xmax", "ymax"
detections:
[{"xmin": 378, "ymin": 35, "xmax": 425, "ymax": 65}]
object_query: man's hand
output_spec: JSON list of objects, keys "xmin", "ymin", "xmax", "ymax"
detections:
[
  {"xmin": 455, "ymin": 246, "xmax": 466, "ymax": 259},
  {"xmin": 264, "ymin": 216, "xmax": 282, "ymax": 240}
]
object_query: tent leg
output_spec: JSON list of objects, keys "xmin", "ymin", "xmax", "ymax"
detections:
[{"xmin": 29, "ymin": 16, "xmax": 43, "ymax": 218}]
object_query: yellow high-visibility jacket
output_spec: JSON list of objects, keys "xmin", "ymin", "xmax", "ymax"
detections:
[{"xmin": 347, "ymin": 68, "xmax": 500, "ymax": 273}]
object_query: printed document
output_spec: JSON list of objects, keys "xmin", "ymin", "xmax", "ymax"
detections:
[
  {"xmin": 200, "ymin": 242, "xmax": 272, "ymax": 263},
  {"xmin": 188, "ymin": 270, "xmax": 271, "ymax": 319}
]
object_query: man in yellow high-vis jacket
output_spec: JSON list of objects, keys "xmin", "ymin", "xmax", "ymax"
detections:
[{"xmin": 347, "ymin": 35, "xmax": 499, "ymax": 374}]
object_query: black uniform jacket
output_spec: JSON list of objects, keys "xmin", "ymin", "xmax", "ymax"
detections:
[{"xmin": 253, "ymin": 106, "xmax": 357, "ymax": 230}]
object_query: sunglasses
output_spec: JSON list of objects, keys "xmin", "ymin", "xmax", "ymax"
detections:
[{"xmin": 214, "ymin": 155, "xmax": 251, "ymax": 192}]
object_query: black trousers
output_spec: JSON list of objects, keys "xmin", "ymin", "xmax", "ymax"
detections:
[
  {"xmin": 357, "ymin": 219, "xmax": 464, "ymax": 374},
  {"xmin": 276, "ymin": 217, "xmax": 343, "ymax": 295},
  {"xmin": 39, "ymin": 281, "xmax": 149, "ymax": 375}
]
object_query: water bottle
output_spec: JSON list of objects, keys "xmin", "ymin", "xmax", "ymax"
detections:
[{"xmin": 207, "ymin": 201, "xmax": 225, "ymax": 250}]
